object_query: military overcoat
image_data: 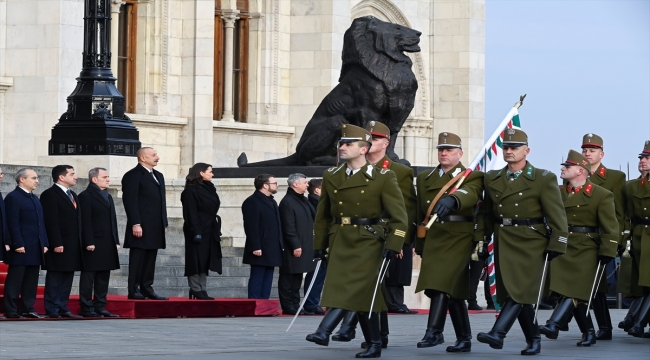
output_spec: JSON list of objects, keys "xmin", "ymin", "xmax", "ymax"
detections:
[
  {"xmin": 626, "ymin": 176, "xmax": 650, "ymax": 288},
  {"xmin": 415, "ymin": 163, "xmax": 483, "ymax": 299},
  {"xmin": 483, "ymin": 162, "xmax": 568, "ymax": 305},
  {"xmin": 549, "ymin": 180, "xmax": 618, "ymax": 301},
  {"xmin": 618, "ymin": 177, "xmax": 644, "ymax": 296},
  {"xmin": 314, "ymin": 162, "xmax": 408, "ymax": 312}
]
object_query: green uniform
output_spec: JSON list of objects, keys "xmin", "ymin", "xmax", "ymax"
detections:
[
  {"xmin": 549, "ymin": 180, "xmax": 618, "ymax": 301},
  {"xmin": 314, "ymin": 162, "xmax": 408, "ymax": 312},
  {"xmin": 415, "ymin": 164, "xmax": 484, "ymax": 299},
  {"xmin": 483, "ymin": 162, "xmax": 568, "ymax": 305},
  {"xmin": 376, "ymin": 155, "xmax": 416, "ymax": 246},
  {"xmin": 626, "ymin": 177, "xmax": 650, "ymax": 288}
]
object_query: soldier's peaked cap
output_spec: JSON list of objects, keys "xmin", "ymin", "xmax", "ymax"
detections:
[
  {"xmin": 502, "ymin": 128, "xmax": 528, "ymax": 147},
  {"xmin": 639, "ymin": 140, "xmax": 650, "ymax": 158},
  {"xmin": 436, "ymin": 132, "xmax": 462, "ymax": 149},
  {"xmin": 581, "ymin": 133, "xmax": 603, "ymax": 149},
  {"xmin": 561, "ymin": 149, "xmax": 590, "ymax": 172},
  {"xmin": 366, "ymin": 121, "xmax": 390, "ymax": 139},
  {"xmin": 340, "ymin": 124, "xmax": 372, "ymax": 144}
]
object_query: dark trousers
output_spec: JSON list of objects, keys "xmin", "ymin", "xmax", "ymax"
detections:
[
  {"xmin": 385, "ymin": 285, "xmax": 405, "ymax": 310},
  {"xmin": 278, "ymin": 273, "xmax": 303, "ymax": 311},
  {"xmin": 248, "ymin": 265, "xmax": 274, "ymax": 299},
  {"xmin": 44, "ymin": 270, "xmax": 75, "ymax": 314},
  {"xmin": 304, "ymin": 261, "xmax": 326, "ymax": 309},
  {"xmin": 79, "ymin": 270, "xmax": 111, "ymax": 312},
  {"xmin": 469, "ymin": 258, "xmax": 484, "ymax": 304},
  {"xmin": 128, "ymin": 248, "xmax": 158, "ymax": 295},
  {"xmin": 3, "ymin": 265, "xmax": 39, "ymax": 314}
]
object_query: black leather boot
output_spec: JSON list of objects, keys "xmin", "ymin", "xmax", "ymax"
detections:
[
  {"xmin": 628, "ymin": 294, "xmax": 650, "ymax": 338},
  {"xmin": 306, "ymin": 308, "xmax": 347, "ymax": 346},
  {"xmin": 417, "ymin": 290, "xmax": 448, "ymax": 348},
  {"xmin": 361, "ymin": 311, "xmax": 388, "ymax": 348},
  {"xmin": 446, "ymin": 298, "xmax": 471, "ymax": 353},
  {"xmin": 619, "ymin": 297, "xmax": 642, "ymax": 332},
  {"xmin": 573, "ymin": 303, "xmax": 596, "ymax": 346},
  {"xmin": 333, "ymin": 311, "xmax": 358, "ymax": 342},
  {"xmin": 539, "ymin": 297, "xmax": 574, "ymax": 339},
  {"xmin": 592, "ymin": 293, "xmax": 612, "ymax": 340},
  {"xmin": 356, "ymin": 312, "xmax": 382, "ymax": 358},
  {"xmin": 518, "ymin": 304, "xmax": 541, "ymax": 355},
  {"xmin": 477, "ymin": 298, "xmax": 522, "ymax": 349}
]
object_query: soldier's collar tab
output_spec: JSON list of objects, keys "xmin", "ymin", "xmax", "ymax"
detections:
[{"xmin": 523, "ymin": 163, "xmax": 535, "ymax": 180}]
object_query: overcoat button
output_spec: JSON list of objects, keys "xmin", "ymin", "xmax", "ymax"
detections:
[
  {"xmin": 339, "ymin": 201, "xmax": 342, "ymax": 205},
  {"xmin": 500, "ymin": 224, "xmax": 504, "ymax": 227},
  {"xmin": 515, "ymin": 204, "xmax": 518, "ymax": 206},
  {"xmin": 499, "ymin": 204, "xmax": 502, "ymax": 207},
  {"xmin": 519, "ymin": 193, "xmax": 522, "ymax": 196},
  {"xmin": 361, "ymin": 190, "xmax": 364, "ymax": 194},
  {"xmin": 334, "ymin": 190, "xmax": 337, "ymax": 193},
  {"xmin": 353, "ymin": 225, "xmax": 357, "ymax": 228}
]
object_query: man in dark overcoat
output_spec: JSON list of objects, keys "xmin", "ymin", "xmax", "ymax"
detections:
[
  {"xmin": 476, "ymin": 129, "xmax": 568, "ymax": 355},
  {"xmin": 121, "ymin": 147, "xmax": 169, "ymax": 300},
  {"xmin": 242, "ymin": 174, "xmax": 284, "ymax": 299},
  {"xmin": 40, "ymin": 165, "xmax": 83, "ymax": 318},
  {"xmin": 0, "ymin": 166, "xmax": 7, "ymax": 264},
  {"xmin": 78, "ymin": 167, "xmax": 121, "ymax": 317},
  {"xmin": 3, "ymin": 168, "xmax": 49, "ymax": 318},
  {"xmin": 303, "ymin": 178, "xmax": 326, "ymax": 314},
  {"xmin": 278, "ymin": 173, "xmax": 316, "ymax": 314}
]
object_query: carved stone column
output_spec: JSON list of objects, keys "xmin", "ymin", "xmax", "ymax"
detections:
[
  {"xmin": 221, "ymin": 10, "xmax": 239, "ymax": 122},
  {"xmin": 403, "ymin": 123, "xmax": 416, "ymax": 164},
  {"xmin": 110, "ymin": 0, "xmax": 124, "ymax": 85},
  {"xmin": 0, "ymin": 77, "xmax": 13, "ymax": 163}
]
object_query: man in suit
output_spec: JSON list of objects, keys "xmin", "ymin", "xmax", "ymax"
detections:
[
  {"xmin": 122, "ymin": 147, "xmax": 169, "ymax": 300},
  {"xmin": 78, "ymin": 167, "xmax": 121, "ymax": 317},
  {"xmin": 0, "ymin": 167, "xmax": 7, "ymax": 264},
  {"xmin": 303, "ymin": 178, "xmax": 326, "ymax": 315},
  {"xmin": 40, "ymin": 165, "xmax": 83, "ymax": 318},
  {"xmin": 242, "ymin": 174, "xmax": 284, "ymax": 299},
  {"xmin": 3, "ymin": 168, "xmax": 49, "ymax": 318}
]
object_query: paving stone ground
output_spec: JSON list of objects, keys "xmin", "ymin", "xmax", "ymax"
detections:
[{"xmin": 0, "ymin": 310, "xmax": 646, "ymax": 360}]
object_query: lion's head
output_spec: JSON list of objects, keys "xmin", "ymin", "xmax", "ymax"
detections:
[{"xmin": 341, "ymin": 16, "xmax": 421, "ymax": 82}]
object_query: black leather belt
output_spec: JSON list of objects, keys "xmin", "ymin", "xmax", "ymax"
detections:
[
  {"xmin": 334, "ymin": 217, "xmax": 382, "ymax": 225},
  {"xmin": 439, "ymin": 215, "xmax": 474, "ymax": 223},
  {"xmin": 568, "ymin": 226, "xmax": 599, "ymax": 233},
  {"xmin": 495, "ymin": 218, "xmax": 545, "ymax": 226},
  {"xmin": 634, "ymin": 217, "xmax": 650, "ymax": 225}
]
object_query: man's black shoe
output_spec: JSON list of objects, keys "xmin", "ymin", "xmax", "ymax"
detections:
[
  {"xmin": 21, "ymin": 312, "xmax": 45, "ymax": 319},
  {"xmin": 400, "ymin": 306, "xmax": 419, "ymax": 314},
  {"xmin": 96, "ymin": 309, "xmax": 119, "ymax": 317},
  {"xmin": 467, "ymin": 302, "xmax": 483, "ymax": 311},
  {"xmin": 306, "ymin": 307, "xmax": 326, "ymax": 315},
  {"xmin": 535, "ymin": 303, "xmax": 553, "ymax": 311},
  {"xmin": 283, "ymin": 309, "xmax": 298, "ymax": 315},
  {"xmin": 128, "ymin": 293, "xmax": 147, "ymax": 300},
  {"xmin": 80, "ymin": 311, "xmax": 104, "ymax": 318},
  {"xmin": 46, "ymin": 313, "xmax": 62, "ymax": 318},
  {"xmin": 5, "ymin": 312, "xmax": 22, "ymax": 319},
  {"xmin": 59, "ymin": 311, "xmax": 82, "ymax": 319},
  {"xmin": 301, "ymin": 309, "xmax": 315, "ymax": 315},
  {"xmin": 144, "ymin": 292, "xmax": 168, "ymax": 300}
]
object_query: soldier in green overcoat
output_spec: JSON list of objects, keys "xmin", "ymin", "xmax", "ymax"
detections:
[
  {"xmin": 476, "ymin": 129, "xmax": 568, "ymax": 356},
  {"xmin": 413, "ymin": 132, "xmax": 483, "ymax": 353},
  {"xmin": 625, "ymin": 141, "xmax": 650, "ymax": 337},
  {"xmin": 306, "ymin": 124, "xmax": 408, "ymax": 359},
  {"xmin": 332, "ymin": 121, "xmax": 417, "ymax": 348},
  {"xmin": 539, "ymin": 150, "xmax": 618, "ymax": 347},
  {"xmin": 580, "ymin": 133, "xmax": 627, "ymax": 340}
]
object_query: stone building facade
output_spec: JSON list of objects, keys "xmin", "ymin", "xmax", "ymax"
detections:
[{"xmin": 0, "ymin": 0, "xmax": 486, "ymax": 307}]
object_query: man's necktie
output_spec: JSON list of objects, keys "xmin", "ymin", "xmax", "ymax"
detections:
[
  {"xmin": 66, "ymin": 189, "xmax": 77, "ymax": 209},
  {"xmin": 151, "ymin": 171, "xmax": 159, "ymax": 184}
]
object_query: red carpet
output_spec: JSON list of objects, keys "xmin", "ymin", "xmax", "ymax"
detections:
[{"xmin": 0, "ymin": 295, "xmax": 280, "ymax": 319}]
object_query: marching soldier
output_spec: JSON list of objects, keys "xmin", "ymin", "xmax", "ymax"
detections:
[
  {"xmin": 625, "ymin": 140, "xmax": 650, "ymax": 337},
  {"xmin": 306, "ymin": 124, "xmax": 408, "ymax": 358},
  {"xmin": 331, "ymin": 121, "xmax": 417, "ymax": 349},
  {"xmin": 414, "ymin": 132, "xmax": 484, "ymax": 353},
  {"xmin": 476, "ymin": 129, "xmax": 568, "ymax": 355},
  {"xmin": 539, "ymin": 150, "xmax": 618, "ymax": 347},
  {"xmin": 580, "ymin": 133, "xmax": 627, "ymax": 340}
]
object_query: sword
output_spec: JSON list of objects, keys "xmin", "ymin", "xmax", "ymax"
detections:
[
  {"xmin": 286, "ymin": 259, "xmax": 322, "ymax": 332},
  {"xmin": 534, "ymin": 253, "xmax": 549, "ymax": 323},
  {"xmin": 586, "ymin": 263, "xmax": 606, "ymax": 317},
  {"xmin": 368, "ymin": 258, "xmax": 391, "ymax": 319}
]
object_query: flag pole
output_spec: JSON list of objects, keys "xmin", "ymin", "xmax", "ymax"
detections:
[{"xmin": 468, "ymin": 94, "xmax": 526, "ymax": 169}]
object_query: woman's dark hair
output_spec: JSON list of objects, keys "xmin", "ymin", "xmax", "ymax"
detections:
[{"xmin": 185, "ymin": 162, "xmax": 212, "ymax": 186}]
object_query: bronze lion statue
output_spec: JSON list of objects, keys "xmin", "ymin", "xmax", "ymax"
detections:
[{"xmin": 238, "ymin": 16, "xmax": 420, "ymax": 167}]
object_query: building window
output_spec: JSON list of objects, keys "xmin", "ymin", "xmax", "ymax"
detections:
[
  {"xmin": 214, "ymin": 0, "xmax": 249, "ymax": 122},
  {"xmin": 117, "ymin": 0, "xmax": 138, "ymax": 113}
]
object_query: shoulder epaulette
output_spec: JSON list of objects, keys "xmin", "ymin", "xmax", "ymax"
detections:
[{"xmin": 328, "ymin": 164, "xmax": 345, "ymax": 174}]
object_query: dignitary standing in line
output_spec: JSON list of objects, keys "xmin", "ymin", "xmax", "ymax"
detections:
[
  {"xmin": 181, "ymin": 163, "xmax": 223, "ymax": 300},
  {"xmin": 40, "ymin": 165, "xmax": 83, "ymax": 318},
  {"xmin": 122, "ymin": 147, "xmax": 169, "ymax": 300},
  {"xmin": 242, "ymin": 174, "xmax": 284, "ymax": 299},
  {"xmin": 3, "ymin": 168, "xmax": 49, "ymax": 318},
  {"xmin": 278, "ymin": 173, "xmax": 316, "ymax": 314},
  {"xmin": 78, "ymin": 167, "xmax": 121, "ymax": 317},
  {"xmin": 414, "ymin": 132, "xmax": 484, "ymax": 353},
  {"xmin": 303, "ymin": 178, "xmax": 327, "ymax": 315},
  {"xmin": 306, "ymin": 124, "xmax": 408, "ymax": 359},
  {"xmin": 625, "ymin": 141, "xmax": 650, "ymax": 337},
  {"xmin": 580, "ymin": 133, "xmax": 627, "ymax": 340},
  {"xmin": 476, "ymin": 129, "xmax": 568, "ymax": 355},
  {"xmin": 0, "ymin": 167, "xmax": 7, "ymax": 263},
  {"xmin": 539, "ymin": 150, "xmax": 618, "ymax": 346}
]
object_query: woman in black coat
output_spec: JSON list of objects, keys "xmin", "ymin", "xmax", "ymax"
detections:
[{"xmin": 180, "ymin": 163, "xmax": 222, "ymax": 300}]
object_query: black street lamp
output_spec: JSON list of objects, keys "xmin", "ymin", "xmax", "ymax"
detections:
[{"xmin": 49, "ymin": 0, "xmax": 140, "ymax": 156}]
